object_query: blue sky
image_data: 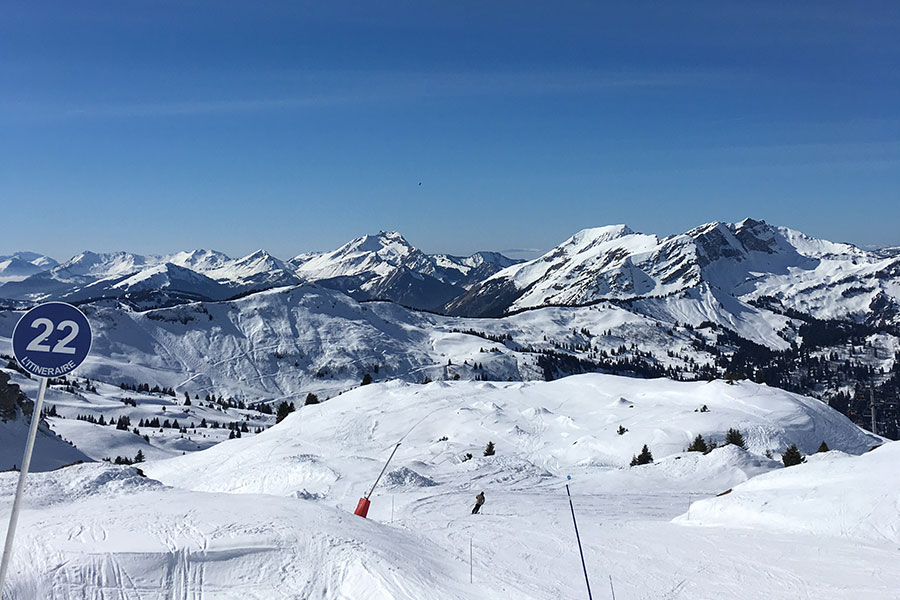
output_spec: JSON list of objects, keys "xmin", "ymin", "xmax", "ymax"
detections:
[{"xmin": 2, "ymin": 1, "xmax": 898, "ymax": 260}]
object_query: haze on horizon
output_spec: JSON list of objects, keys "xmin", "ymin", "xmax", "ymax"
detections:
[{"xmin": 2, "ymin": 1, "xmax": 898, "ymax": 260}]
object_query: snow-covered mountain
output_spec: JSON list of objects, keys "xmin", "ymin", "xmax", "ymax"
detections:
[
  {"xmin": 292, "ymin": 231, "xmax": 518, "ymax": 310},
  {"xmin": 447, "ymin": 218, "xmax": 900, "ymax": 329},
  {"xmin": 0, "ymin": 249, "xmax": 300, "ymax": 305},
  {"xmin": 0, "ymin": 252, "xmax": 59, "ymax": 284},
  {"xmin": 1, "ymin": 219, "xmax": 899, "ymax": 434},
  {"xmin": 58, "ymin": 263, "xmax": 233, "ymax": 307}
]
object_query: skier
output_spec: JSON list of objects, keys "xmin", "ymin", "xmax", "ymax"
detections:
[{"xmin": 471, "ymin": 491, "xmax": 485, "ymax": 514}]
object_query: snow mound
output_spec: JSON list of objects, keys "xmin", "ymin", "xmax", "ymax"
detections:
[
  {"xmin": 582, "ymin": 445, "xmax": 781, "ymax": 493},
  {"xmin": 675, "ymin": 441, "xmax": 900, "ymax": 544},
  {"xmin": 0, "ymin": 463, "xmax": 480, "ymax": 600},
  {"xmin": 384, "ymin": 467, "xmax": 438, "ymax": 488},
  {"xmin": 0, "ymin": 463, "xmax": 158, "ymax": 509}
]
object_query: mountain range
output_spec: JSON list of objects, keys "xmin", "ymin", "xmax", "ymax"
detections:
[
  {"xmin": 2, "ymin": 218, "xmax": 899, "ymax": 437},
  {"xmin": 0, "ymin": 232, "xmax": 519, "ymax": 311}
]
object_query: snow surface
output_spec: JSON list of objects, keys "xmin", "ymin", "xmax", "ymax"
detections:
[
  {"xmin": 0, "ymin": 412, "xmax": 89, "ymax": 472},
  {"xmin": 143, "ymin": 375, "xmax": 878, "ymax": 500},
  {"xmin": 677, "ymin": 441, "xmax": 900, "ymax": 544},
  {"xmin": 0, "ymin": 368, "xmax": 273, "ymax": 470},
  {"xmin": 0, "ymin": 375, "xmax": 893, "ymax": 599}
]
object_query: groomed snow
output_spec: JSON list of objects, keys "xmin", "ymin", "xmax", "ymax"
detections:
[
  {"xmin": 1, "ymin": 375, "xmax": 893, "ymax": 599},
  {"xmin": 676, "ymin": 441, "xmax": 900, "ymax": 545}
]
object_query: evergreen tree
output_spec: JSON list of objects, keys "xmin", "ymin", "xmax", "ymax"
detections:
[
  {"xmin": 275, "ymin": 401, "xmax": 295, "ymax": 424},
  {"xmin": 305, "ymin": 393, "xmax": 320, "ymax": 405},
  {"xmin": 617, "ymin": 425, "xmax": 628, "ymax": 435},
  {"xmin": 782, "ymin": 444, "xmax": 804, "ymax": 467},
  {"xmin": 725, "ymin": 428, "xmax": 746, "ymax": 449},
  {"xmin": 229, "ymin": 430, "xmax": 236, "ymax": 439},
  {"xmin": 817, "ymin": 441, "xmax": 830, "ymax": 453},
  {"xmin": 361, "ymin": 373, "xmax": 373, "ymax": 386},
  {"xmin": 483, "ymin": 441, "xmax": 495, "ymax": 456},
  {"xmin": 630, "ymin": 444, "xmax": 653, "ymax": 466},
  {"xmin": 687, "ymin": 434, "xmax": 708, "ymax": 453},
  {"xmin": 134, "ymin": 449, "xmax": 145, "ymax": 463}
]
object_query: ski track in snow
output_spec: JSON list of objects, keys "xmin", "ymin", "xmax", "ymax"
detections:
[{"xmin": 1, "ymin": 376, "xmax": 897, "ymax": 599}]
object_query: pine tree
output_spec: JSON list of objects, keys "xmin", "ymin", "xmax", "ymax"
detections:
[
  {"xmin": 782, "ymin": 444, "xmax": 804, "ymax": 467},
  {"xmin": 134, "ymin": 449, "xmax": 145, "ymax": 463},
  {"xmin": 630, "ymin": 444, "xmax": 653, "ymax": 466},
  {"xmin": 275, "ymin": 401, "xmax": 295, "ymax": 424},
  {"xmin": 817, "ymin": 441, "xmax": 830, "ymax": 453},
  {"xmin": 687, "ymin": 434, "xmax": 708, "ymax": 453},
  {"xmin": 305, "ymin": 393, "xmax": 320, "ymax": 405},
  {"xmin": 483, "ymin": 441, "xmax": 495, "ymax": 456},
  {"xmin": 229, "ymin": 430, "xmax": 236, "ymax": 439},
  {"xmin": 361, "ymin": 373, "xmax": 373, "ymax": 386},
  {"xmin": 725, "ymin": 428, "xmax": 746, "ymax": 449}
]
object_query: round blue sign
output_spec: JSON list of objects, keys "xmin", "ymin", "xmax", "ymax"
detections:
[{"xmin": 12, "ymin": 302, "xmax": 92, "ymax": 378}]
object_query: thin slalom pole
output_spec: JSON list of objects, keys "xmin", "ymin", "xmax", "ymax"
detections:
[
  {"xmin": 566, "ymin": 483, "xmax": 593, "ymax": 600},
  {"xmin": 0, "ymin": 377, "xmax": 48, "ymax": 593},
  {"xmin": 469, "ymin": 536, "xmax": 473, "ymax": 584}
]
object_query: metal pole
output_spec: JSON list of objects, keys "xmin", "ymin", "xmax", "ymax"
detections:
[
  {"xmin": 609, "ymin": 575, "xmax": 616, "ymax": 600},
  {"xmin": 1, "ymin": 377, "xmax": 48, "ymax": 593},
  {"xmin": 366, "ymin": 442, "xmax": 401, "ymax": 499},
  {"xmin": 870, "ymin": 388, "xmax": 877, "ymax": 436},
  {"xmin": 391, "ymin": 495, "xmax": 394, "ymax": 523},
  {"xmin": 469, "ymin": 536, "xmax": 473, "ymax": 584},
  {"xmin": 566, "ymin": 484, "xmax": 593, "ymax": 600}
]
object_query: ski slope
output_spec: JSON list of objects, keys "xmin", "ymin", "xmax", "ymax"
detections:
[
  {"xmin": 0, "ymin": 375, "xmax": 893, "ymax": 598},
  {"xmin": 678, "ymin": 441, "xmax": 900, "ymax": 544}
]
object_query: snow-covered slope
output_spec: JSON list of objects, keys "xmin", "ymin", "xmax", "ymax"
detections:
[
  {"xmin": 0, "ymin": 371, "xmax": 89, "ymax": 471},
  {"xmin": 677, "ymin": 441, "xmax": 900, "ymax": 544},
  {"xmin": 1, "ymin": 374, "xmax": 893, "ymax": 599},
  {"xmin": 1, "ymin": 283, "xmax": 737, "ymax": 405},
  {"xmin": 0, "ymin": 464, "xmax": 480, "ymax": 600},
  {"xmin": 144, "ymin": 375, "xmax": 878, "ymax": 499}
]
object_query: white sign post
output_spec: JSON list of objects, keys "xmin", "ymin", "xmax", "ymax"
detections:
[{"xmin": 1, "ymin": 302, "xmax": 92, "ymax": 594}]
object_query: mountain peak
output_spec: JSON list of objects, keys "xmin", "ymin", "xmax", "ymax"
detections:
[
  {"xmin": 572, "ymin": 224, "xmax": 635, "ymax": 244},
  {"xmin": 351, "ymin": 231, "xmax": 413, "ymax": 255}
]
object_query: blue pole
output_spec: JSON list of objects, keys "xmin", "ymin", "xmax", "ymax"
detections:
[{"xmin": 566, "ymin": 483, "xmax": 593, "ymax": 600}]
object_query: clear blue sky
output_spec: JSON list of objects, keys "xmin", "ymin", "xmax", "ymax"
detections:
[{"xmin": 2, "ymin": 1, "xmax": 899, "ymax": 260}]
